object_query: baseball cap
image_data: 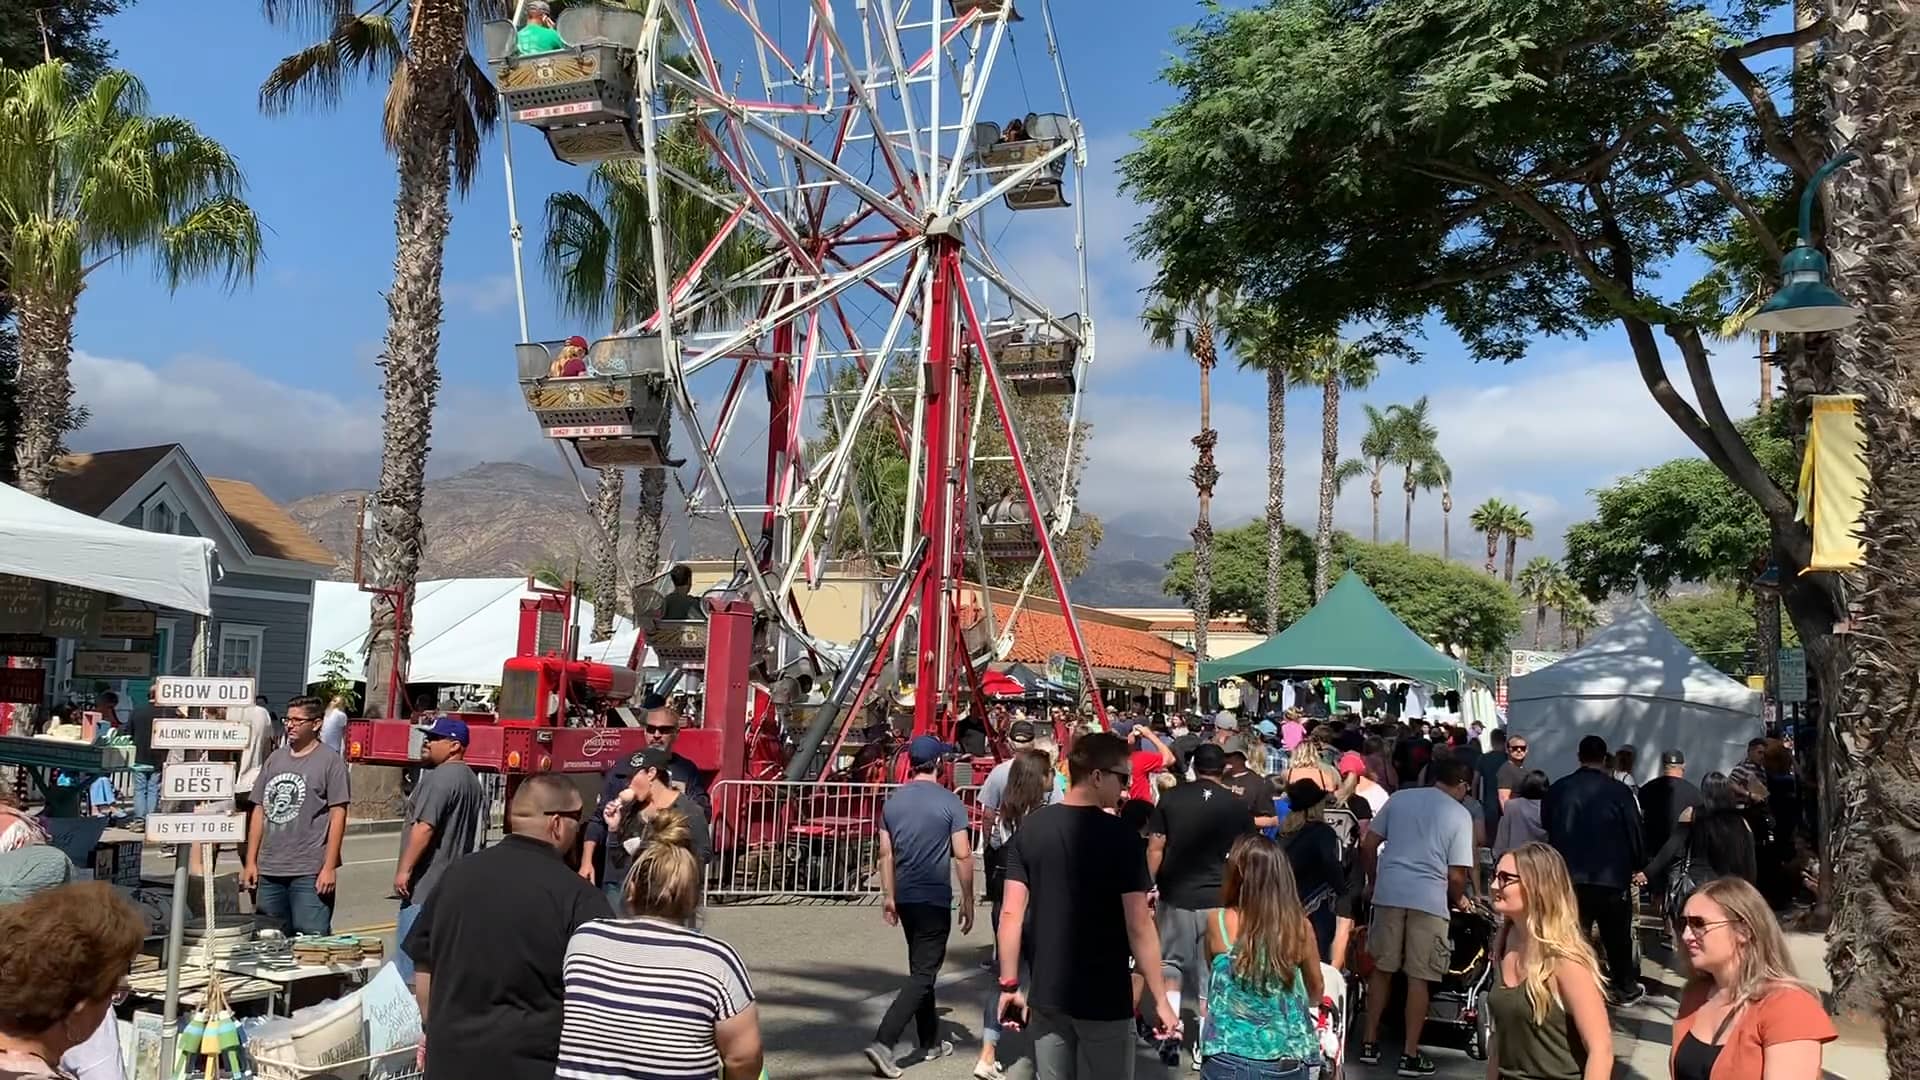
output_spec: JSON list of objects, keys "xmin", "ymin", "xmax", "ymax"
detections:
[
  {"xmin": 1254, "ymin": 719, "xmax": 1278, "ymax": 738},
  {"xmin": 529, "ymin": 1, "xmax": 553, "ymax": 13},
  {"xmin": 417, "ymin": 715, "xmax": 470, "ymax": 746},
  {"xmin": 1007, "ymin": 720, "xmax": 1037, "ymax": 744},
  {"xmin": 907, "ymin": 734, "xmax": 951, "ymax": 766},
  {"xmin": 1213, "ymin": 710, "xmax": 1239, "ymax": 732},
  {"xmin": 627, "ymin": 747, "xmax": 674, "ymax": 773},
  {"xmin": 1660, "ymin": 749, "xmax": 1685, "ymax": 766},
  {"xmin": 1112, "ymin": 719, "xmax": 1137, "ymax": 737},
  {"xmin": 1338, "ymin": 751, "xmax": 1367, "ymax": 777}
]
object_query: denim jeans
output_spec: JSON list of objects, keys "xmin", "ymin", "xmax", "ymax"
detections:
[
  {"xmin": 1199, "ymin": 1053, "xmax": 1312, "ymax": 1080},
  {"xmin": 255, "ymin": 875, "xmax": 334, "ymax": 936},
  {"xmin": 394, "ymin": 902, "xmax": 422, "ymax": 985},
  {"xmin": 131, "ymin": 770, "xmax": 162, "ymax": 818}
]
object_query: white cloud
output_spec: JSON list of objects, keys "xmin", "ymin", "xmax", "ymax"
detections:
[
  {"xmin": 1075, "ymin": 340, "xmax": 1755, "ymax": 560},
  {"xmin": 442, "ymin": 275, "xmax": 520, "ymax": 316}
]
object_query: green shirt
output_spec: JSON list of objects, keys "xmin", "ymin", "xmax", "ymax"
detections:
[{"xmin": 517, "ymin": 22, "xmax": 567, "ymax": 55}]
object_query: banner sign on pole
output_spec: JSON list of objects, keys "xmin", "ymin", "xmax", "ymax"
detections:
[
  {"xmin": 72, "ymin": 650, "xmax": 153, "ymax": 679},
  {"xmin": 144, "ymin": 813, "xmax": 246, "ymax": 845},
  {"xmin": 154, "ymin": 675, "xmax": 256, "ymax": 709},
  {"xmin": 160, "ymin": 762, "xmax": 237, "ymax": 802},
  {"xmin": 100, "ymin": 609, "xmax": 158, "ymax": 638},
  {"xmin": 150, "ymin": 719, "xmax": 252, "ymax": 751}
]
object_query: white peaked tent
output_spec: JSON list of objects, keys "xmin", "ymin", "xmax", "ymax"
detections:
[
  {"xmin": 305, "ymin": 578, "xmax": 646, "ymax": 687},
  {"xmin": 1507, "ymin": 603, "xmax": 1762, "ymax": 783},
  {"xmin": 0, "ymin": 482, "xmax": 218, "ymax": 614}
]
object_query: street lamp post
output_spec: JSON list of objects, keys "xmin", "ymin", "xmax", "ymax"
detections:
[{"xmin": 1746, "ymin": 153, "xmax": 1864, "ymax": 335}]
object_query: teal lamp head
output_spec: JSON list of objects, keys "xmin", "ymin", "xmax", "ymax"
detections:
[{"xmin": 1746, "ymin": 244, "xmax": 1859, "ymax": 334}]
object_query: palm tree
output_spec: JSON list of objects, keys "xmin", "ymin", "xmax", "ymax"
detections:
[
  {"xmin": 1434, "ymin": 460, "xmax": 1456, "ymax": 558},
  {"xmin": 0, "ymin": 62, "xmax": 261, "ymax": 495},
  {"xmin": 1296, "ymin": 337, "xmax": 1377, "ymax": 598},
  {"xmin": 1221, "ymin": 303, "xmax": 1293, "ymax": 632},
  {"xmin": 1503, "ymin": 507, "xmax": 1535, "ymax": 586},
  {"xmin": 1336, "ymin": 404, "xmax": 1397, "ymax": 544},
  {"xmin": 1516, "ymin": 556, "xmax": 1560, "ymax": 649},
  {"xmin": 1144, "ymin": 285, "xmax": 1232, "ymax": 662},
  {"xmin": 1551, "ymin": 576, "xmax": 1589, "ymax": 650},
  {"xmin": 587, "ymin": 469, "xmax": 623, "ymax": 640},
  {"xmin": 543, "ymin": 146, "xmax": 761, "ymax": 639},
  {"xmin": 259, "ymin": 0, "xmax": 504, "ymax": 715},
  {"xmin": 1387, "ymin": 397, "xmax": 1440, "ymax": 546},
  {"xmin": 1469, "ymin": 497, "xmax": 1512, "ymax": 577},
  {"xmin": 1562, "ymin": 593, "xmax": 1598, "ymax": 648}
]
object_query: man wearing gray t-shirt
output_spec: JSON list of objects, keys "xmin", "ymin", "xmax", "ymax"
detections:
[
  {"xmin": 1357, "ymin": 757, "xmax": 1474, "ymax": 1076},
  {"xmin": 242, "ymin": 696, "xmax": 351, "ymax": 936},
  {"xmin": 394, "ymin": 715, "xmax": 486, "ymax": 985}
]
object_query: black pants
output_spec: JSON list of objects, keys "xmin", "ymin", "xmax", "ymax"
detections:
[
  {"xmin": 876, "ymin": 902, "xmax": 951, "ymax": 1049},
  {"xmin": 1574, "ymin": 883, "xmax": 1636, "ymax": 994}
]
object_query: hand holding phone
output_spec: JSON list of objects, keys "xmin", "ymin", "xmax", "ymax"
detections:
[{"xmin": 997, "ymin": 990, "xmax": 1028, "ymax": 1031}]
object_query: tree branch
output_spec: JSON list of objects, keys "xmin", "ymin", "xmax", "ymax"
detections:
[
  {"xmin": 1717, "ymin": 49, "xmax": 1813, "ymax": 178},
  {"xmin": 1666, "ymin": 322, "xmax": 1797, "ymax": 520},
  {"xmin": 1534, "ymin": 116, "xmax": 1663, "ymax": 186},
  {"xmin": 1729, "ymin": 21, "xmax": 1831, "ymax": 60},
  {"xmin": 1658, "ymin": 118, "xmax": 1788, "ymax": 264}
]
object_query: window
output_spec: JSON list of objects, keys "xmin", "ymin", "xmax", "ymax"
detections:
[
  {"xmin": 142, "ymin": 490, "xmax": 185, "ymax": 535},
  {"xmin": 146, "ymin": 502, "xmax": 175, "ymax": 534},
  {"xmin": 217, "ymin": 624, "xmax": 265, "ymax": 679}
]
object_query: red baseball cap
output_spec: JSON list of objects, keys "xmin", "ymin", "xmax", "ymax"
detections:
[
  {"xmin": 1338, "ymin": 751, "xmax": 1367, "ymax": 776},
  {"xmin": 567, "ymin": 335, "xmax": 590, "ymax": 349}
]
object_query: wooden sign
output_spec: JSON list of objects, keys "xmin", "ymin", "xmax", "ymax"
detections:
[
  {"xmin": 154, "ymin": 675, "xmax": 256, "ymax": 709},
  {"xmin": 100, "ymin": 609, "xmax": 157, "ymax": 638},
  {"xmin": 0, "ymin": 576, "xmax": 46, "ymax": 634},
  {"xmin": 160, "ymin": 762, "xmax": 236, "ymax": 802},
  {"xmin": 150, "ymin": 718, "xmax": 252, "ymax": 751},
  {"xmin": 0, "ymin": 668, "xmax": 44, "ymax": 706},
  {"xmin": 43, "ymin": 584, "xmax": 104, "ymax": 637},
  {"xmin": 73, "ymin": 650, "xmax": 153, "ymax": 679},
  {"xmin": 0, "ymin": 634, "xmax": 55, "ymax": 659},
  {"xmin": 144, "ymin": 813, "xmax": 246, "ymax": 845}
]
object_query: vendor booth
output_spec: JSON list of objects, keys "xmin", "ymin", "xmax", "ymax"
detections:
[
  {"xmin": 1200, "ymin": 570, "xmax": 1485, "ymax": 690},
  {"xmin": 1506, "ymin": 603, "xmax": 1762, "ymax": 781}
]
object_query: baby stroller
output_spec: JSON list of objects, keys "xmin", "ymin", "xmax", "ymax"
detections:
[{"xmin": 1428, "ymin": 904, "xmax": 1498, "ymax": 1060}]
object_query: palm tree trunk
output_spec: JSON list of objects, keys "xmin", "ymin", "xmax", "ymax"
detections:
[
  {"xmin": 8, "ymin": 288, "xmax": 76, "ymax": 498},
  {"xmin": 1484, "ymin": 532, "xmax": 1499, "ymax": 576},
  {"xmin": 1557, "ymin": 607, "xmax": 1571, "ymax": 649},
  {"xmin": 1442, "ymin": 494, "xmax": 1452, "ymax": 559},
  {"xmin": 1314, "ymin": 372, "xmax": 1340, "ymax": 599},
  {"xmin": 1503, "ymin": 535, "xmax": 1519, "ymax": 585},
  {"xmin": 1822, "ymin": 5, "xmax": 1920, "ymax": 1054},
  {"xmin": 363, "ymin": 1, "xmax": 466, "ymax": 717},
  {"xmin": 1263, "ymin": 365, "xmax": 1286, "ymax": 631},
  {"xmin": 590, "ymin": 468, "xmax": 624, "ymax": 641},
  {"xmin": 634, "ymin": 426, "xmax": 671, "ymax": 590},
  {"xmin": 1368, "ymin": 474, "xmax": 1382, "ymax": 544},
  {"xmin": 1402, "ymin": 472, "xmax": 1414, "ymax": 545},
  {"xmin": 1533, "ymin": 604, "xmax": 1545, "ymax": 649},
  {"xmin": 1191, "ymin": 320, "xmax": 1220, "ymax": 664}
]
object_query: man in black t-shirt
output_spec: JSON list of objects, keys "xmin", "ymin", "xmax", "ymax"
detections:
[
  {"xmin": 999, "ymin": 733, "xmax": 1177, "ymax": 1079},
  {"xmin": 1636, "ymin": 750, "xmax": 1701, "ymax": 887},
  {"xmin": 1219, "ymin": 749, "xmax": 1278, "ymax": 827},
  {"xmin": 1494, "ymin": 733, "xmax": 1532, "ymax": 810},
  {"xmin": 1145, "ymin": 744, "xmax": 1256, "ymax": 1068}
]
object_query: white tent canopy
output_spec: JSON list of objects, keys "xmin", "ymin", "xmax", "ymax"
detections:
[
  {"xmin": 305, "ymin": 578, "xmax": 641, "ymax": 687},
  {"xmin": 0, "ymin": 482, "xmax": 218, "ymax": 615},
  {"xmin": 1507, "ymin": 603, "xmax": 1762, "ymax": 783}
]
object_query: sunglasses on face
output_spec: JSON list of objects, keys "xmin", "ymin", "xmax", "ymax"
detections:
[
  {"xmin": 644, "ymin": 725, "xmax": 677, "ymax": 735},
  {"xmin": 1490, "ymin": 870, "xmax": 1522, "ymax": 892},
  {"xmin": 1679, "ymin": 915, "xmax": 1737, "ymax": 937},
  {"xmin": 1508, "ymin": 745, "xmax": 1528, "ymax": 753},
  {"xmin": 1102, "ymin": 769, "xmax": 1131, "ymax": 785}
]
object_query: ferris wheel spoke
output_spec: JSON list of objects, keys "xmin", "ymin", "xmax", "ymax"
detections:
[
  {"xmin": 933, "ymin": 15, "xmax": 1010, "ymax": 211},
  {"xmin": 683, "ymin": 238, "xmax": 923, "ymax": 377},
  {"xmin": 951, "ymin": 138, "xmax": 1074, "ymax": 226}
]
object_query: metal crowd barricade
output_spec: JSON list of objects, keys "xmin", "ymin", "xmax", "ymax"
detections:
[{"xmin": 704, "ymin": 779, "xmax": 985, "ymax": 902}]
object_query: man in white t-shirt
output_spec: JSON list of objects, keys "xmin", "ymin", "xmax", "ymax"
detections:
[{"xmin": 1356, "ymin": 757, "xmax": 1474, "ymax": 1077}]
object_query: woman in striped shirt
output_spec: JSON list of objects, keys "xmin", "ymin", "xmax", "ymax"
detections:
[{"xmin": 556, "ymin": 808, "xmax": 763, "ymax": 1080}]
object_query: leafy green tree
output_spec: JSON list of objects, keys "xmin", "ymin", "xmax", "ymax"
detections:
[
  {"xmin": 0, "ymin": 62, "xmax": 261, "ymax": 495},
  {"xmin": 315, "ymin": 649, "xmax": 361, "ymax": 713},
  {"xmin": 1563, "ymin": 410, "xmax": 1794, "ymax": 599},
  {"xmin": 1164, "ymin": 522, "xmax": 1314, "ymax": 634},
  {"xmin": 1658, "ymin": 588, "xmax": 1801, "ymax": 675}
]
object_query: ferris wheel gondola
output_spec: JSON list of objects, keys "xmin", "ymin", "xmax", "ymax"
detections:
[{"xmin": 492, "ymin": 0, "xmax": 1110, "ymax": 736}]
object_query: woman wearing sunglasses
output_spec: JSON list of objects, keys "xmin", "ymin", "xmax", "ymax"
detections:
[
  {"xmin": 1670, "ymin": 877, "xmax": 1834, "ymax": 1080},
  {"xmin": 1485, "ymin": 843, "xmax": 1614, "ymax": 1080},
  {"xmin": 0, "ymin": 882, "xmax": 146, "ymax": 1080}
]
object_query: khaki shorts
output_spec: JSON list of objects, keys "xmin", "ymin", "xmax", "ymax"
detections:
[{"xmin": 1369, "ymin": 904, "xmax": 1452, "ymax": 982}]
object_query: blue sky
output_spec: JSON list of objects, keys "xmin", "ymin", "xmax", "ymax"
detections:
[{"xmin": 67, "ymin": 1, "xmax": 1761, "ymax": 558}]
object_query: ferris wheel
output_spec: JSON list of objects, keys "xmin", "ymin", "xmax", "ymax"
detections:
[{"xmin": 485, "ymin": 0, "xmax": 1109, "ymax": 734}]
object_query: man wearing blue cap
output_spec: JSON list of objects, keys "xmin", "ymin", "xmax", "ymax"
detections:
[
  {"xmin": 393, "ymin": 715, "xmax": 486, "ymax": 987},
  {"xmin": 864, "ymin": 734, "xmax": 974, "ymax": 1077}
]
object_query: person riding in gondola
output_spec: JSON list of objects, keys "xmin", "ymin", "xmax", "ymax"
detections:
[{"xmin": 999, "ymin": 117, "xmax": 1028, "ymax": 144}]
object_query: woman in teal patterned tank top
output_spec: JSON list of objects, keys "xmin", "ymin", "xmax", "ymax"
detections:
[{"xmin": 1200, "ymin": 835, "xmax": 1324, "ymax": 1079}]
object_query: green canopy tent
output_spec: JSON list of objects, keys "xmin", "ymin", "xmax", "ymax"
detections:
[{"xmin": 1199, "ymin": 570, "xmax": 1486, "ymax": 690}]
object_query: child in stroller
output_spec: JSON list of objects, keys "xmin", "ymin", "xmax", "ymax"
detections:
[{"xmin": 1344, "ymin": 903, "xmax": 1499, "ymax": 1064}]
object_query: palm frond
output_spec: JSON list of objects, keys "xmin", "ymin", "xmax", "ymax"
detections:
[
  {"xmin": 448, "ymin": 53, "xmax": 500, "ymax": 192},
  {"xmin": 260, "ymin": 12, "xmax": 405, "ymax": 116},
  {"xmin": 1140, "ymin": 297, "xmax": 1182, "ymax": 351},
  {"xmin": 1333, "ymin": 457, "xmax": 1367, "ymax": 493},
  {"xmin": 543, "ymin": 189, "xmax": 615, "ymax": 327},
  {"xmin": 156, "ymin": 194, "xmax": 263, "ymax": 291}
]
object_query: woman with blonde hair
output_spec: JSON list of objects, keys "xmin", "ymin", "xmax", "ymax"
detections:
[
  {"xmin": 1282, "ymin": 742, "xmax": 1338, "ymax": 793},
  {"xmin": 1486, "ymin": 842, "xmax": 1613, "ymax": 1080},
  {"xmin": 557, "ymin": 807, "xmax": 764, "ymax": 1080},
  {"xmin": 1669, "ymin": 877, "xmax": 1834, "ymax": 1079},
  {"xmin": 1199, "ymin": 835, "xmax": 1323, "ymax": 1079}
]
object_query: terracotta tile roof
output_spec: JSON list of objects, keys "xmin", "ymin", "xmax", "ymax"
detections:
[
  {"xmin": 47, "ymin": 445, "xmax": 175, "ymax": 516},
  {"xmin": 1145, "ymin": 618, "xmax": 1250, "ymax": 633},
  {"xmin": 989, "ymin": 602, "xmax": 1188, "ymax": 679},
  {"xmin": 205, "ymin": 477, "xmax": 336, "ymax": 566}
]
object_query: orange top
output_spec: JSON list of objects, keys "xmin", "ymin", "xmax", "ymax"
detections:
[{"xmin": 1670, "ymin": 981, "xmax": 1836, "ymax": 1080}]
